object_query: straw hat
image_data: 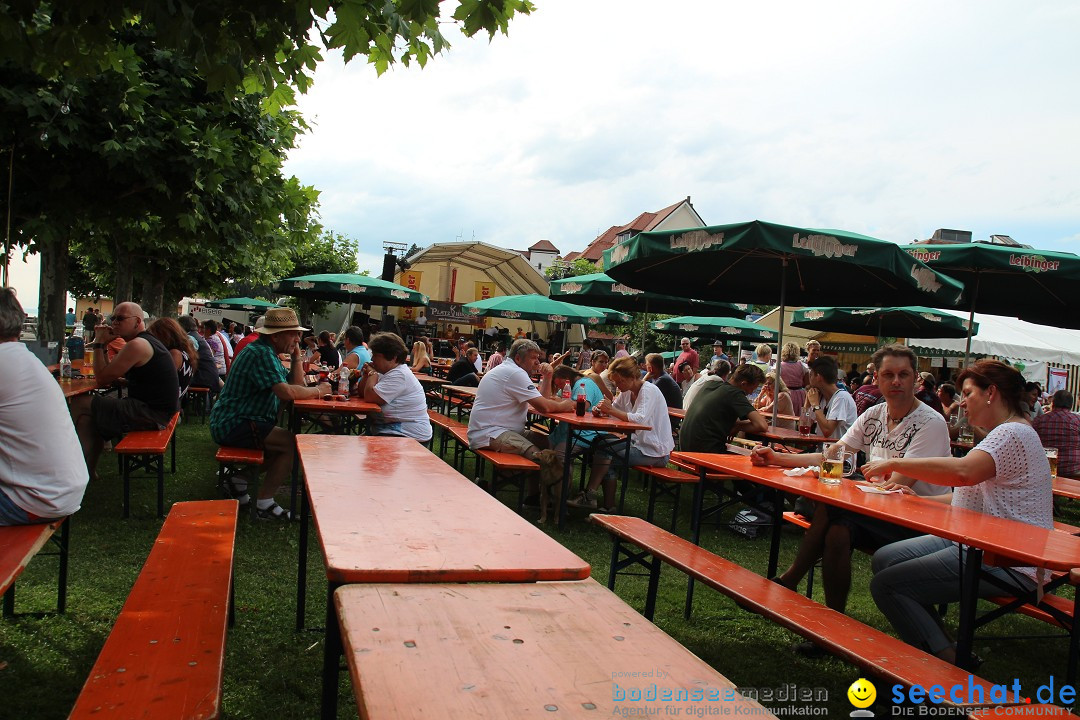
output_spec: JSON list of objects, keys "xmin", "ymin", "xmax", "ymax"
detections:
[{"xmin": 254, "ymin": 308, "xmax": 308, "ymax": 335}]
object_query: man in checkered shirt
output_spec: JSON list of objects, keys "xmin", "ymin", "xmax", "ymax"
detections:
[{"xmin": 1033, "ymin": 390, "xmax": 1080, "ymax": 478}]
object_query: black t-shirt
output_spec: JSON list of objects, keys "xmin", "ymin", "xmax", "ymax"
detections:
[
  {"xmin": 128, "ymin": 331, "xmax": 181, "ymax": 414},
  {"xmin": 190, "ymin": 334, "xmax": 219, "ymax": 390},
  {"xmin": 82, "ymin": 311, "xmax": 96, "ymax": 330},
  {"xmin": 448, "ymin": 356, "xmax": 477, "ymax": 383},
  {"xmin": 679, "ymin": 382, "xmax": 755, "ymax": 454},
  {"xmin": 649, "ymin": 373, "xmax": 683, "ymax": 409},
  {"xmin": 316, "ymin": 344, "xmax": 340, "ymax": 369}
]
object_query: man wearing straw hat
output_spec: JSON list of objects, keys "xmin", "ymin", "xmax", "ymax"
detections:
[{"xmin": 210, "ymin": 308, "xmax": 330, "ymax": 520}]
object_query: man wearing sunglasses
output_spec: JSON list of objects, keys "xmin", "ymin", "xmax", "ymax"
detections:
[{"xmin": 70, "ymin": 302, "xmax": 179, "ymax": 478}]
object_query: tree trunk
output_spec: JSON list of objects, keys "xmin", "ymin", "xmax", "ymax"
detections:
[
  {"xmin": 142, "ymin": 264, "xmax": 165, "ymax": 318},
  {"xmin": 36, "ymin": 234, "xmax": 69, "ymax": 348},
  {"xmin": 114, "ymin": 251, "xmax": 133, "ymax": 304},
  {"xmin": 162, "ymin": 288, "xmax": 184, "ymax": 318}
]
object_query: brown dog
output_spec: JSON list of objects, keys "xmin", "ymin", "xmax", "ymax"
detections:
[{"xmin": 535, "ymin": 449, "xmax": 562, "ymax": 524}]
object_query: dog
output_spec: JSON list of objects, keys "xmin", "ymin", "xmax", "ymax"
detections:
[{"xmin": 535, "ymin": 449, "xmax": 562, "ymax": 524}]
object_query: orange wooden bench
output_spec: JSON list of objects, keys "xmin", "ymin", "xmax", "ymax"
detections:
[
  {"xmin": 635, "ymin": 465, "xmax": 698, "ymax": 531},
  {"xmin": 591, "ymin": 514, "xmax": 1039, "ymax": 710},
  {"xmin": 1, "ymin": 519, "xmax": 70, "ymax": 616},
  {"xmin": 474, "ymin": 448, "xmax": 538, "ymax": 510},
  {"xmin": 114, "ymin": 411, "xmax": 181, "ymax": 518},
  {"xmin": 183, "ymin": 386, "xmax": 213, "ymax": 424},
  {"xmin": 68, "ymin": 500, "xmax": 238, "ymax": 720},
  {"xmin": 215, "ymin": 446, "xmax": 264, "ymax": 517},
  {"xmin": 426, "ymin": 410, "xmax": 472, "ymax": 468}
]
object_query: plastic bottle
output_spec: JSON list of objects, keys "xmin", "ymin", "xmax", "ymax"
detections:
[
  {"xmin": 337, "ymin": 367, "xmax": 350, "ymax": 396},
  {"xmin": 60, "ymin": 345, "xmax": 72, "ymax": 379},
  {"xmin": 562, "ymin": 384, "xmax": 571, "ymax": 400},
  {"xmin": 575, "ymin": 391, "xmax": 587, "ymax": 417}
]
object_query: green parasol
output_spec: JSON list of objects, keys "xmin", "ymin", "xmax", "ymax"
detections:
[
  {"xmin": 791, "ymin": 306, "xmax": 976, "ymax": 341},
  {"xmin": 549, "ymin": 272, "xmax": 749, "ymax": 316},
  {"xmin": 272, "ymin": 273, "xmax": 428, "ymax": 307},
  {"xmin": 651, "ymin": 316, "xmax": 777, "ymax": 343},
  {"xmin": 604, "ymin": 220, "xmax": 965, "ymax": 429},
  {"xmin": 462, "ymin": 294, "xmax": 609, "ymax": 324},
  {"xmin": 203, "ymin": 297, "xmax": 279, "ymax": 311},
  {"xmin": 900, "ymin": 242, "xmax": 1080, "ymax": 361}
]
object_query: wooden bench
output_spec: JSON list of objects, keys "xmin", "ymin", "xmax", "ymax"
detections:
[
  {"xmin": 474, "ymin": 449, "xmax": 538, "ymax": 510},
  {"xmin": 1, "ymin": 519, "xmax": 70, "ymax": 616},
  {"xmin": 183, "ymin": 386, "xmax": 214, "ymax": 424},
  {"xmin": 426, "ymin": 410, "xmax": 471, "ymax": 469},
  {"xmin": 114, "ymin": 411, "xmax": 181, "ymax": 518},
  {"xmin": 592, "ymin": 514, "xmax": 1027, "ymax": 708},
  {"xmin": 68, "ymin": 500, "xmax": 238, "ymax": 720},
  {"xmin": 636, "ymin": 465, "xmax": 698, "ymax": 531},
  {"xmin": 215, "ymin": 446, "xmax": 264, "ymax": 517}
]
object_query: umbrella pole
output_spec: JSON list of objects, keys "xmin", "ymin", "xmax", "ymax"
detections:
[
  {"xmin": 963, "ymin": 273, "xmax": 980, "ymax": 368},
  {"xmin": 640, "ymin": 299, "xmax": 650, "ymax": 356},
  {"xmin": 771, "ymin": 260, "xmax": 787, "ymax": 431}
]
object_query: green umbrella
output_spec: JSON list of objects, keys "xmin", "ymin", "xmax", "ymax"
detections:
[
  {"xmin": 791, "ymin": 306, "xmax": 976, "ymax": 341},
  {"xmin": 203, "ymin": 297, "xmax": 279, "ymax": 311},
  {"xmin": 462, "ymin": 294, "xmax": 609, "ymax": 324},
  {"xmin": 900, "ymin": 242, "xmax": 1080, "ymax": 360},
  {"xmin": 272, "ymin": 273, "xmax": 428, "ymax": 307},
  {"xmin": 604, "ymin": 220, "xmax": 965, "ymax": 428},
  {"xmin": 651, "ymin": 316, "xmax": 777, "ymax": 343},
  {"xmin": 549, "ymin": 272, "xmax": 750, "ymax": 316},
  {"xmin": 599, "ymin": 308, "xmax": 633, "ymax": 324}
]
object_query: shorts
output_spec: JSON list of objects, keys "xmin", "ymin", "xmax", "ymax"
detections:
[
  {"xmin": 91, "ymin": 395, "xmax": 173, "ymax": 440},
  {"xmin": 826, "ymin": 505, "xmax": 920, "ymax": 551},
  {"xmin": 213, "ymin": 419, "xmax": 278, "ymax": 450},
  {"xmin": 0, "ymin": 487, "xmax": 53, "ymax": 526},
  {"xmin": 489, "ymin": 429, "xmax": 548, "ymax": 458}
]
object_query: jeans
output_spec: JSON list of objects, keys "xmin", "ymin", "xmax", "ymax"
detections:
[
  {"xmin": 870, "ymin": 535, "xmax": 1035, "ymax": 655},
  {"xmin": 593, "ymin": 436, "xmax": 668, "ymax": 478}
]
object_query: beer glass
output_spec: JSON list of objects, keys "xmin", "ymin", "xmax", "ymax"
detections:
[
  {"xmin": 83, "ymin": 346, "xmax": 95, "ymax": 378},
  {"xmin": 1045, "ymin": 447, "xmax": 1059, "ymax": 479},
  {"xmin": 820, "ymin": 442, "xmax": 855, "ymax": 485}
]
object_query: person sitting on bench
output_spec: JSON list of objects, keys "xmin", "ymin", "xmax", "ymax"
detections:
[
  {"xmin": 0, "ymin": 288, "xmax": 88, "ymax": 524},
  {"xmin": 70, "ymin": 301, "xmax": 180, "ymax": 479}
]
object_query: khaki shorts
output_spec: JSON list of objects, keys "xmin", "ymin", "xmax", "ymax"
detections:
[{"xmin": 489, "ymin": 429, "xmax": 549, "ymax": 459}]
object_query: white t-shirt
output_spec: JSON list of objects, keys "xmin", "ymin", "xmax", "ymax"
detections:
[
  {"xmin": 683, "ymin": 375, "xmax": 724, "ymax": 413},
  {"xmin": 612, "ymin": 381, "xmax": 675, "ymax": 458},
  {"xmin": 840, "ymin": 400, "xmax": 950, "ymax": 496},
  {"xmin": 467, "ymin": 361, "xmax": 542, "ymax": 449},
  {"xmin": 958, "ymin": 421, "xmax": 1053, "ymax": 581},
  {"xmin": 0, "ymin": 342, "xmax": 89, "ymax": 517},
  {"xmin": 371, "ymin": 364, "xmax": 432, "ymax": 442},
  {"xmin": 821, "ymin": 388, "xmax": 857, "ymax": 440}
]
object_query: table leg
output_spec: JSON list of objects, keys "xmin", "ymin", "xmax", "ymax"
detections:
[
  {"xmin": 618, "ymin": 433, "xmax": 632, "ymax": 512},
  {"xmin": 557, "ymin": 426, "xmax": 577, "ymax": 529},
  {"xmin": 295, "ymin": 480, "xmax": 310, "ymax": 632},
  {"xmin": 320, "ymin": 580, "xmax": 343, "ymax": 720},
  {"xmin": 289, "ymin": 406, "xmax": 301, "ymax": 518},
  {"xmin": 955, "ymin": 545, "xmax": 982, "ymax": 670},
  {"xmin": 767, "ymin": 487, "xmax": 783, "ymax": 579},
  {"xmin": 685, "ymin": 466, "xmax": 707, "ymax": 619}
]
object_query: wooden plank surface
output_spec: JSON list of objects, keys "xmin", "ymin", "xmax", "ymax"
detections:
[
  {"xmin": 0, "ymin": 521, "xmax": 59, "ymax": 596},
  {"xmin": 336, "ymin": 579, "xmax": 774, "ymax": 719},
  {"xmin": 298, "ymin": 435, "xmax": 589, "ymax": 583},
  {"xmin": 69, "ymin": 500, "xmax": 237, "ymax": 720}
]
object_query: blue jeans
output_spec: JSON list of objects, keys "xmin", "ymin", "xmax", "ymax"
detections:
[
  {"xmin": 0, "ymin": 487, "xmax": 46, "ymax": 526},
  {"xmin": 593, "ymin": 435, "xmax": 668, "ymax": 478},
  {"xmin": 870, "ymin": 535, "xmax": 1035, "ymax": 655}
]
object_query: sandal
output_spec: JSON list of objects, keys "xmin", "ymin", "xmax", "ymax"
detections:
[{"xmin": 255, "ymin": 502, "xmax": 290, "ymax": 521}]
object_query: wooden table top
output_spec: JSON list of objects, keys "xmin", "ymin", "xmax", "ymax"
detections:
[
  {"xmin": 442, "ymin": 384, "xmax": 479, "ymax": 397},
  {"xmin": 673, "ymin": 452, "xmax": 1080, "ymax": 571},
  {"xmin": 292, "ymin": 397, "xmax": 382, "ymax": 415},
  {"xmin": 412, "ymin": 373, "xmax": 449, "ymax": 385},
  {"xmin": 335, "ymin": 579, "xmax": 773, "ymax": 719},
  {"xmin": 57, "ymin": 377, "xmax": 103, "ymax": 399},
  {"xmin": 538, "ymin": 410, "xmax": 650, "ymax": 434},
  {"xmin": 750, "ymin": 426, "xmax": 828, "ymax": 445},
  {"xmin": 297, "ymin": 435, "xmax": 589, "ymax": 583}
]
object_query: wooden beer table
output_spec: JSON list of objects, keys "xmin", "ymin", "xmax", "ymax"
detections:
[
  {"xmin": 536, "ymin": 411, "xmax": 651, "ymax": 529},
  {"xmin": 57, "ymin": 377, "xmax": 103, "ymax": 399},
  {"xmin": 672, "ymin": 451, "xmax": 1080, "ymax": 678},
  {"xmin": 335, "ymin": 579, "xmax": 774, "ymax": 719},
  {"xmin": 294, "ymin": 435, "xmax": 590, "ymax": 718}
]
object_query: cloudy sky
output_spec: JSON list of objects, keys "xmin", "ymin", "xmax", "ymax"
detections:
[{"xmin": 9, "ymin": 0, "xmax": 1080, "ymax": 306}]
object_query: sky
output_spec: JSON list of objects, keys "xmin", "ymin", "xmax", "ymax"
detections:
[{"xmin": 9, "ymin": 0, "xmax": 1080, "ymax": 309}]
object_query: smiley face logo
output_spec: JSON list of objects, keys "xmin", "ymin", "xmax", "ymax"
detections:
[{"xmin": 848, "ymin": 678, "xmax": 876, "ymax": 709}]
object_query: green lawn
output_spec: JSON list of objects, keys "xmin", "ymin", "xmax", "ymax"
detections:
[{"xmin": 1, "ymin": 415, "xmax": 1075, "ymax": 718}]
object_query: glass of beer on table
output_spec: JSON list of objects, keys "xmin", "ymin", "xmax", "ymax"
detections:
[
  {"xmin": 820, "ymin": 442, "xmax": 855, "ymax": 485},
  {"xmin": 1045, "ymin": 447, "xmax": 1059, "ymax": 479},
  {"xmin": 83, "ymin": 346, "xmax": 95, "ymax": 378}
]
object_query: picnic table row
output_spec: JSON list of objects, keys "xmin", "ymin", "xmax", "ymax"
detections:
[{"xmin": 294, "ymin": 435, "xmax": 776, "ymax": 718}]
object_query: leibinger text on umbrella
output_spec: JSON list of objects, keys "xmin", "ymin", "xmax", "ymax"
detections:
[
  {"xmin": 791, "ymin": 233, "xmax": 857, "ymax": 258},
  {"xmin": 909, "ymin": 266, "xmax": 943, "ymax": 293},
  {"xmin": 908, "ymin": 249, "xmax": 942, "ymax": 262},
  {"xmin": 1009, "ymin": 254, "xmax": 1061, "ymax": 273},
  {"xmin": 670, "ymin": 230, "xmax": 725, "ymax": 253},
  {"xmin": 613, "ymin": 284, "xmax": 645, "ymax": 295},
  {"xmin": 560, "ymin": 282, "xmax": 584, "ymax": 294}
]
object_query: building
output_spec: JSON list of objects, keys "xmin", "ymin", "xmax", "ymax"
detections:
[
  {"xmin": 562, "ymin": 197, "xmax": 706, "ymax": 267},
  {"xmin": 515, "ymin": 239, "xmax": 561, "ymax": 274}
]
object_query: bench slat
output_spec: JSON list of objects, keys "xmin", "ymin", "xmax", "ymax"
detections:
[
  {"xmin": 0, "ymin": 521, "xmax": 60, "ymax": 596},
  {"xmin": 115, "ymin": 412, "xmax": 181, "ymax": 455},
  {"xmin": 474, "ymin": 449, "xmax": 539, "ymax": 471},
  {"xmin": 69, "ymin": 500, "xmax": 238, "ymax": 720},
  {"xmin": 636, "ymin": 466, "xmax": 698, "ymax": 484},
  {"xmin": 214, "ymin": 447, "xmax": 264, "ymax": 465},
  {"xmin": 591, "ymin": 514, "xmax": 1020, "ymax": 704}
]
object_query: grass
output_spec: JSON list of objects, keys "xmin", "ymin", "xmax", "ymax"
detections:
[{"xmin": 1, "ymin": 412, "xmax": 1077, "ymax": 718}]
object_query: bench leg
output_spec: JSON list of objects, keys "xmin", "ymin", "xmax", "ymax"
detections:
[
  {"xmin": 670, "ymin": 484, "xmax": 682, "ymax": 533},
  {"xmin": 321, "ymin": 580, "xmax": 343, "ymax": 720},
  {"xmin": 643, "ymin": 555, "xmax": 662, "ymax": 622},
  {"xmin": 57, "ymin": 518, "xmax": 70, "ymax": 614},
  {"xmin": 157, "ymin": 454, "xmax": 165, "ymax": 518},
  {"xmin": 1069, "ymin": 592, "xmax": 1080, "ymax": 688},
  {"xmin": 122, "ymin": 456, "xmax": 131, "ymax": 519},
  {"xmin": 171, "ymin": 433, "xmax": 177, "ymax": 473},
  {"xmin": 2, "ymin": 584, "xmax": 13, "ymax": 617}
]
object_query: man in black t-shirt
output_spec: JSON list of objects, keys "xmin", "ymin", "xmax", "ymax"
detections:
[
  {"xmin": 447, "ymin": 348, "xmax": 481, "ymax": 387},
  {"xmin": 679, "ymin": 364, "xmax": 768, "ymax": 454},
  {"xmin": 644, "ymin": 353, "xmax": 682, "ymax": 409},
  {"xmin": 70, "ymin": 302, "xmax": 180, "ymax": 477}
]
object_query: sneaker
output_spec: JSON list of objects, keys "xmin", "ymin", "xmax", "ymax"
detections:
[
  {"xmin": 255, "ymin": 502, "xmax": 291, "ymax": 521},
  {"xmin": 567, "ymin": 491, "xmax": 597, "ymax": 509}
]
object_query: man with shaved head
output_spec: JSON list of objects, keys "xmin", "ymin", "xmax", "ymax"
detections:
[{"xmin": 70, "ymin": 301, "xmax": 179, "ymax": 476}]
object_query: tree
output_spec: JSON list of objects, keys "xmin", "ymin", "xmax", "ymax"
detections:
[{"xmin": 545, "ymin": 258, "xmax": 600, "ymax": 281}]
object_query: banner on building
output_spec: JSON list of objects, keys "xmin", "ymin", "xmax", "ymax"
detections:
[{"xmin": 398, "ymin": 271, "xmax": 423, "ymax": 320}]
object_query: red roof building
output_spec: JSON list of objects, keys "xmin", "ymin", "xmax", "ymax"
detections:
[{"xmin": 563, "ymin": 197, "xmax": 705, "ymax": 266}]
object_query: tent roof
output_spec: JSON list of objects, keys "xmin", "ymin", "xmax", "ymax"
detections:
[
  {"xmin": 405, "ymin": 242, "xmax": 550, "ymax": 297},
  {"xmin": 910, "ymin": 310, "xmax": 1080, "ymax": 366}
]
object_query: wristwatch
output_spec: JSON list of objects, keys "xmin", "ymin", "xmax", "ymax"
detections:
[{"xmin": 812, "ymin": 405, "xmax": 820, "ymax": 412}]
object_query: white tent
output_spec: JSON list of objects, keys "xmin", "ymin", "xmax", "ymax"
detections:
[{"xmin": 909, "ymin": 310, "xmax": 1080, "ymax": 366}]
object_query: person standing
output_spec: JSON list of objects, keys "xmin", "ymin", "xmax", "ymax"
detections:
[
  {"xmin": 81, "ymin": 307, "xmax": 97, "ymax": 342},
  {"xmin": 671, "ymin": 337, "xmax": 700, "ymax": 376}
]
